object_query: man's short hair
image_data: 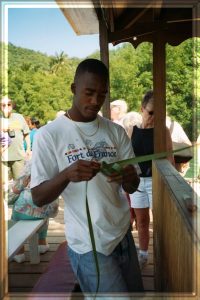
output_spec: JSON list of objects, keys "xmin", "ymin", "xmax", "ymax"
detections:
[{"xmin": 74, "ymin": 59, "xmax": 109, "ymax": 83}]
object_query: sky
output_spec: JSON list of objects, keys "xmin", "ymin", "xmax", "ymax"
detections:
[{"xmin": 7, "ymin": 4, "xmax": 113, "ymax": 58}]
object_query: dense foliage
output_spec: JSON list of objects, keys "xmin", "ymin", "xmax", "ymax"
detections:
[{"xmin": 0, "ymin": 39, "xmax": 199, "ymax": 140}]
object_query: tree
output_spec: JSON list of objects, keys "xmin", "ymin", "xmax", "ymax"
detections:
[
  {"xmin": 109, "ymin": 42, "xmax": 152, "ymax": 112},
  {"xmin": 166, "ymin": 39, "xmax": 195, "ymax": 138},
  {"xmin": 4, "ymin": 40, "xmax": 197, "ymax": 139},
  {"xmin": 49, "ymin": 51, "xmax": 68, "ymax": 74}
]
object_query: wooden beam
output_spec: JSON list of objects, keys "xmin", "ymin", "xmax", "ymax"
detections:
[
  {"xmin": 115, "ymin": 8, "xmax": 152, "ymax": 30},
  {"xmin": 153, "ymin": 31, "xmax": 166, "ymax": 153},
  {"xmin": 92, "ymin": 0, "xmax": 199, "ymax": 8},
  {"xmin": 124, "ymin": 7, "xmax": 150, "ymax": 28},
  {"xmin": 108, "ymin": 22, "xmax": 161, "ymax": 43},
  {"xmin": 99, "ymin": 17, "xmax": 111, "ymax": 119},
  {"xmin": 108, "ymin": 7, "xmax": 115, "ymax": 32},
  {"xmin": 108, "ymin": 18, "xmax": 196, "ymax": 45},
  {"xmin": 153, "ymin": 2, "xmax": 163, "ymax": 20}
]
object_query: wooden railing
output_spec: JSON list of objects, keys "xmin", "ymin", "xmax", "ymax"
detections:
[{"xmin": 153, "ymin": 159, "xmax": 200, "ymax": 297}]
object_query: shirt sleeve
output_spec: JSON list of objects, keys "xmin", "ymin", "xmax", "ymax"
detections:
[{"xmin": 30, "ymin": 127, "xmax": 59, "ymax": 188}]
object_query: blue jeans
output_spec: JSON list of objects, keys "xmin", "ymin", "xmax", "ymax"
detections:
[{"xmin": 67, "ymin": 228, "xmax": 143, "ymax": 294}]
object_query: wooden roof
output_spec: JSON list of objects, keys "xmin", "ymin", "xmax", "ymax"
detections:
[
  {"xmin": 56, "ymin": 0, "xmax": 200, "ymax": 47},
  {"xmin": 55, "ymin": 0, "xmax": 200, "ymax": 152}
]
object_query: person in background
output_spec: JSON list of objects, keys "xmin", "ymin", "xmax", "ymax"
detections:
[
  {"xmin": 1, "ymin": 97, "xmax": 31, "ymax": 180},
  {"xmin": 121, "ymin": 111, "xmax": 142, "ymax": 137},
  {"xmin": 110, "ymin": 99, "xmax": 128, "ymax": 125},
  {"xmin": 110, "ymin": 103, "xmax": 142, "ymax": 227},
  {"xmin": 1, "ymin": 131, "xmax": 12, "ymax": 193},
  {"xmin": 31, "ymin": 58, "xmax": 143, "ymax": 294},
  {"xmin": 0, "ymin": 131, "xmax": 12, "ymax": 154},
  {"xmin": 110, "ymin": 100, "xmax": 142, "ymax": 137},
  {"xmin": 197, "ymin": 134, "xmax": 200, "ymax": 179},
  {"xmin": 166, "ymin": 115, "xmax": 192, "ymax": 176},
  {"xmin": 8, "ymin": 160, "xmax": 59, "ymax": 263},
  {"xmin": 28, "ymin": 117, "xmax": 40, "ymax": 151},
  {"xmin": 129, "ymin": 90, "xmax": 174, "ymax": 270},
  {"xmin": 23, "ymin": 117, "xmax": 31, "ymax": 152}
]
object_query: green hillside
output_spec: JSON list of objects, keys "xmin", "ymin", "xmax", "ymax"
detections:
[
  {"xmin": 8, "ymin": 43, "xmax": 51, "ymax": 71},
  {"xmin": 0, "ymin": 40, "xmax": 199, "ymax": 139}
]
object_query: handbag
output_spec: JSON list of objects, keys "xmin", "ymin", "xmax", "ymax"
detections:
[
  {"xmin": 13, "ymin": 191, "xmax": 59, "ymax": 218},
  {"xmin": 172, "ymin": 141, "xmax": 193, "ymax": 163},
  {"xmin": 8, "ymin": 176, "xmax": 59, "ymax": 218}
]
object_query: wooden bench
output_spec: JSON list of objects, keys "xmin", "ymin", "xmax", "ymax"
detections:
[{"xmin": 7, "ymin": 219, "xmax": 47, "ymax": 264}]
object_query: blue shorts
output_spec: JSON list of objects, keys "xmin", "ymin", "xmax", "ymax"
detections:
[{"xmin": 67, "ymin": 228, "xmax": 143, "ymax": 295}]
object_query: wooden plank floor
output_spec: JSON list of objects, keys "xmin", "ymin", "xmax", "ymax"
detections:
[
  {"xmin": 132, "ymin": 213, "xmax": 154, "ymax": 292},
  {"xmin": 8, "ymin": 199, "xmax": 155, "ymax": 293}
]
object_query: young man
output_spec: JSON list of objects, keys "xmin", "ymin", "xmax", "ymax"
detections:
[{"xmin": 31, "ymin": 59, "xmax": 143, "ymax": 294}]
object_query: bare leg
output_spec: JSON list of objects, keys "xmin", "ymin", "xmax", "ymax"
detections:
[{"xmin": 134, "ymin": 208, "xmax": 150, "ymax": 251}]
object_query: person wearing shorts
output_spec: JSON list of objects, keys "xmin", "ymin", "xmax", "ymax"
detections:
[{"xmin": 129, "ymin": 91, "xmax": 174, "ymax": 270}]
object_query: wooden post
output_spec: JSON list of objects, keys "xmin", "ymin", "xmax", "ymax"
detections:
[
  {"xmin": 153, "ymin": 31, "xmax": 166, "ymax": 292},
  {"xmin": 153, "ymin": 32, "xmax": 166, "ymax": 153},
  {"xmin": 193, "ymin": 3, "xmax": 200, "ymax": 297},
  {"xmin": 193, "ymin": 2, "xmax": 200, "ymax": 143},
  {"xmin": 0, "ymin": 164, "xmax": 8, "ymax": 299},
  {"xmin": 99, "ymin": 18, "xmax": 111, "ymax": 119}
]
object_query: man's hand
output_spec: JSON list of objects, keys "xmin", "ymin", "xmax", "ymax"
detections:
[
  {"xmin": 107, "ymin": 164, "xmax": 140, "ymax": 194},
  {"xmin": 65, "ymin": 160, "xmax": 101, "ymax": 182},
  {"xmin": 31, "ymin": 159, "xmax": 101, "ymax": 207}
]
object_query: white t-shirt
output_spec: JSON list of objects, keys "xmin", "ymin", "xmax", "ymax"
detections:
[
  {"xmin": 166, "ymin": 116, "xmax": 191, "ymax": 145},
  {"xmin": 31, "ymin": 115, "xmax": 138, "ymax": 255}
]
